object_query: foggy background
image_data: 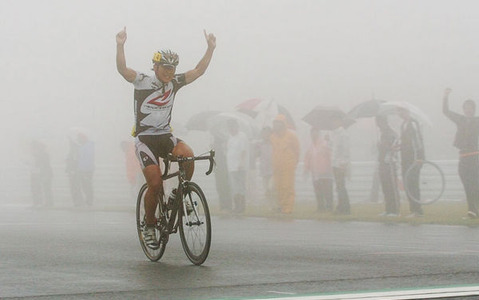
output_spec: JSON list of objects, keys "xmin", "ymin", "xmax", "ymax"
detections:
[{"xmin": 1, "ymin": 0, "xmax": 479, "ymax": 204}]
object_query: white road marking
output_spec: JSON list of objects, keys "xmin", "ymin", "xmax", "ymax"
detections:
[
  {"xmin": 267, "ymin": 291, "xmax": 296, "ymax": 295},
  {"xmin": 252, "ymin": 286, "xmax": 479, "ymax": 300}
]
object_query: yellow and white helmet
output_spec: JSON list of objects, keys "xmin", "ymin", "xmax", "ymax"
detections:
[{"xmin": 152, "ymin": 49, "xmax": 179, "ymax": 67}]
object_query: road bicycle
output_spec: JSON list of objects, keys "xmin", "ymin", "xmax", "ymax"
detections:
[
  {"xmin": 136, "ymin": 150, "xmax": 215, "ymax": 265},
  {"xmin": 403, "ymin": 160, "xmax": 445, "ymax": 205}
]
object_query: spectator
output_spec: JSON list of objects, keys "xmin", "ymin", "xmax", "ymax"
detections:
[
  {"xmin": 254, "ymin": 127, "xmax": 274, "ymax": 208},
  {"xmin": 213, "ymin": 134, "xmax": 233, "ymax": 213},
  {"xmin": 331, "ymin": 118, "xmax": 351, "ymax": 215},
  {"xmin": 270, "ymin": 114, "xmax": 300, "ymax": 214},
  {"xmin": 30, "ymin": 140, "xmax": 53, "ymax": 207},
  {"xmin": 376, "ymin": 116, "xmax": 400, "ymax": 216},
  {"xmin": 66, "ymin": 132, "xmax": 95, "ymax": 207},
  {"xmin": 398, "ymin": 107, "xmax": 424, "ymax": 217},
  {"xmin": 304, "ymin": 127, "xmax": 333, "ymax": 213},
  {"xmin": 226, "ymin": 119, "xmax": 249, "ymax": 214},
  {"xmin": 443, "ymin": 88, "xmax": 479, "ymax": 219}
]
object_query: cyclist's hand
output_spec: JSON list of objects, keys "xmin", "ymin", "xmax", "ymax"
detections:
[
  {"xmin": 116, "ymin": 26, "xmax": 127, "ymax": 45},
  {"xmin": 204, "ymin": 30, "xmax": 216, "ymax": 50}
]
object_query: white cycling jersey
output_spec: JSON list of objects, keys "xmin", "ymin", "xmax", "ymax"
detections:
[{"xmin": 132, "ymin": 71, "xmax": 187, "ymax": 136}]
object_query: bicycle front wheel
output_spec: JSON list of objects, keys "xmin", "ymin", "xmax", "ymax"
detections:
[
  {"xmin": 136, "ymin": 184, "xmax": 166, "ymax": 261},
  {"xmin": 404, "ymin": 160, "xmax": 445, "ymax": 205},
  {"xmin": 179, "ymin": 182, "xmax": 211, "ymax": 265}
]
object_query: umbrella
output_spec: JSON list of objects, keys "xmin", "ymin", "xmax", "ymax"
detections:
[
  {"xmin": 302, "ymin": 106, "xmax": 354, "ymax": 130},
  {"xmin": 235, "ymin": 98, "xmax": 263, "ymax": 113},
  {"xmin": 235, "ymin": 98, "xmax": 296, "ymax": 129},
  {"xmin": 208, "ymin": 111, "xmax": 258, "ymax": 140},
  {"xmin": 377, "ymin": 101, "xmax": 432, "ymax": 126},
  {"xmin": 185, "ymin": 110, "xmax": 222, "ymax": 131},
  {"xmin": 347, "ymin": 99, "xmax": 386, "ymax": 119}
]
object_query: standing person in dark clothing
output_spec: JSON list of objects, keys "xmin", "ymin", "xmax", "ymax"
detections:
[
  {"xmin": 398, "ymin": 107, "xmax": 425, "ymax": 217},
  {"xmin": 376, "ymin": 116, "xmax": 399, "ymax": 216},
  {"xmin": 443, "ymin": 88, "xmax": 479, "ymax": 219}
]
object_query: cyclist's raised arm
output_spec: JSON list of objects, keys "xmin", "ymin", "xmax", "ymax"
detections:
[
  {"xmin": 116, "ymin": 27, "xmax": 137, "ymax": 83},
  {"xmin": 185, "ymin": 30, "xmax": 216, "ymax": 85}
]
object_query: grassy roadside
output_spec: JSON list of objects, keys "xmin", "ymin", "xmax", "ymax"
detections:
[{"xmin": 212, "ymin": 201, "xmax": 479, "ymax": 227}]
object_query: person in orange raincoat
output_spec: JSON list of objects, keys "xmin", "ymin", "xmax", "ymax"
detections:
[{"xmin": 270, "ymin": 114, "xmax": 300, "ymax": 214}]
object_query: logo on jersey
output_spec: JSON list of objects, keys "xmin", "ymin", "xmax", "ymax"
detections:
[{"xmin": 146, "ymin": 89, "xmax": 172, "ymax": 106}]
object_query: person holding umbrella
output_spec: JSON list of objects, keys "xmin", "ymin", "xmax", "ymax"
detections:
[
  {"xmin": 397, "ymin": 106, "xmax": 425, "ymax": 217},
  {"xmin": 330, "ymin": 117, "xmax": 351, "ymax": 215},
  {"xmin": 443, "ymin": 88, "xmax": 479, "ymax": 219},
  {"xmin": 303, "ymin": 127, "xmax": 333, "ymax": 213},
  {"xmin": 376, "ymin": 116, "xmax": 400, "ymax": 216},
  {"xmin": 303, "ymin": 106, "xmax": 352, "ymax": 214},
  {"xmin": 226, "ymin": 119, "xmax": 249, "ymax": 214}
]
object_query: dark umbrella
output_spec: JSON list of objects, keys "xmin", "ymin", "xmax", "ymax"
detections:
[
  {"xmin": 208, "ymin": 111, "xmax": 258, "ymax": 140},
  {"xmin": 185, "ymin": 110, "xmax": 222, "ymax": 131},
  {"xmin": 347, "ymin": 99, "xmax": 386, "ymax": 119},
  {"xmin": 302, "ymin": 105, "xmax": 354, "ymax": 130}
]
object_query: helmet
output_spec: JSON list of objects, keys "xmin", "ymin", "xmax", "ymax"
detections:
[{"xmin": 152, "ymin": 50, "xmax": 179, "ymax": 67}]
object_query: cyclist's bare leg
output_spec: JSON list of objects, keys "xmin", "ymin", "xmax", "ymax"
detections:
[
  {"xmin": 142, "ymin": 164, "xmax": 164, "ymax": 225},
  {"xmin": 172, "ymin": 141, "xmax": 195, "ymax": 180}
]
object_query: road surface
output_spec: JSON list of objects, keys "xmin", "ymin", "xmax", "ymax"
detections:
[{"xmin": 1, "ymin": 204, "xmax": 478, "ymax": 299}]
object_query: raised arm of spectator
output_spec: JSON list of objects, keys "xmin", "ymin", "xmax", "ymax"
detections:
[
  {"xmin": 116, "ymin": 27, "xmax": 137, "ymax": 83},
  {"xmin": 442, "ymin": 88, "xmax": 461, "ymax": 123},
  {"xmin": 185, "ymin": 30, "xmax": 216, "ymax": 84}
]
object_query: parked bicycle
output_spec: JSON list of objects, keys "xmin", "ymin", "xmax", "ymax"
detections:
[{"xmin": 136, "ymin": 150, "xmax": 215, "ymax": 265}]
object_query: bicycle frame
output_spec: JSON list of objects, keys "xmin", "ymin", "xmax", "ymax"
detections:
[{"xmin": 158, "ymin": 150, "xmax": 215, "ymax": 237}]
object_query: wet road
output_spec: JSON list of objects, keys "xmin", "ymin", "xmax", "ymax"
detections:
[{"xmin": 1, "ymin": 204, "xmax": 478, "ymax": 299}]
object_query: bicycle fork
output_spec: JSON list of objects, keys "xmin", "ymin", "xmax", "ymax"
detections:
[{"xmin": 181, "ymin": 184, "xmax": 203, "ymax": 227}]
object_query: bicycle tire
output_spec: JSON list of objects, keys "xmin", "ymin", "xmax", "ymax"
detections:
[
  {"xmin": 179, "ymin": 182, "xmax": 211, "ymax": 265},
  {"xmin": 404, "ymin": 160, "xmax": 445, "ymax": 205},
  {"xmin": 136, "ymin": 183, "xmax": 167, "ymax": 261}
]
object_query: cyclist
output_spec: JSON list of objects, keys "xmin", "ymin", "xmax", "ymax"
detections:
[{"xmin": 116, "ymin": 27, "xmax": 216, "ymax": 248}]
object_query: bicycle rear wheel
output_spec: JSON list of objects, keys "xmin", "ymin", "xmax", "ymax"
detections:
[
  {"xmin": 136, "ymin": 184, "xmax": 166, "ymax": 261},
  {"xmin": 179, "ymin": 182, "xmax": 211, "ymax": 265},
  {"xmin": 404, "ymin": 160, "xmax": 445, "ymax": 205}
]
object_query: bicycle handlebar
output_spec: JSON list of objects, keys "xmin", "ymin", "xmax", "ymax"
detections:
[{"xmin": 162, "ymin": 150, "xmax": 216, "ymax": 178}]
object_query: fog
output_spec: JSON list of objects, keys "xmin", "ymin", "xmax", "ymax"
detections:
[{"xmin": 2, "ymin": 0, "xmax": 479, "ymax": 205}]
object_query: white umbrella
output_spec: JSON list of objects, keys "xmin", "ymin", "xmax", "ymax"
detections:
[{"xmin": 378, "ymin": 101, "xmax": 432, "ymax": 126}]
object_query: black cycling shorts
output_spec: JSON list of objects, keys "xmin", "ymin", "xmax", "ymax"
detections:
[{"xmin": 135, "ymin": 134, "xmax": 182, "ymax": 169}]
